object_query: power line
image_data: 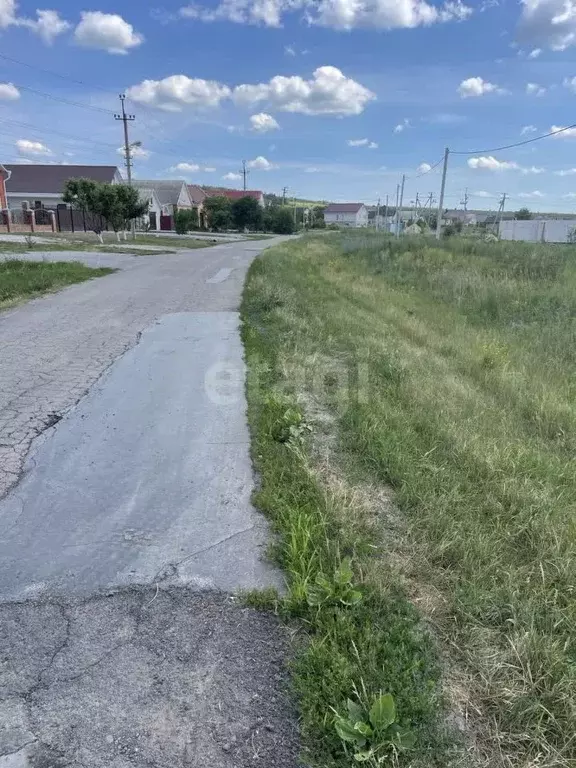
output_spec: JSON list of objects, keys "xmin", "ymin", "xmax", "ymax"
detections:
[
  {"xmin": 451, "ymin": 123, "xmax": 576, "ymax": 155},
  {"xmin": 14, "ymin": 85, "xmax": 115, "ymax": 115}
]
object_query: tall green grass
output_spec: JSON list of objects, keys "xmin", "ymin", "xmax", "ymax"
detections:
[
  {"xmin": 243, "ymin": 233, "xmax": 576, "ymax": 768},
  {"xmin": 0, "ymin": 258, "xmax": 114, "ymax": 305}
]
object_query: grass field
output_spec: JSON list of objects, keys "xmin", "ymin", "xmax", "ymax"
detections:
[
  {"xmin": 0, "ymin": 258, "xmax": 114, "ymax": 307},
  {"xmin": 0, "ymin": 241, "xmax": 179, "ymax": 256},
  {"xmin": 242, "ymin": 232, "xmax": 576, "ymax": 768}
]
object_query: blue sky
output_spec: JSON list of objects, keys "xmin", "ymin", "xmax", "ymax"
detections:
[{"xmin": 2, "ymin": 0, "xmax": 576, "ymax": 210}]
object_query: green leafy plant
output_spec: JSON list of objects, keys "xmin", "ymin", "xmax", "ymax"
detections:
[
  {"xmin": 334, "ymin": 692, "xmax": 415, "ymax": 764},
  {"xmin": 268, "ymin": 398, "xmax": 312, "ymax": 443},
  {"xmin": 306, "ymin": 557, "xmax": 362, "ymax": 608}
]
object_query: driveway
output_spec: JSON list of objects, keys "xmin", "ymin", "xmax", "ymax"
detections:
[{"xmin": 0, "ymin": 239, "xmax": 299, "ymax": 768}]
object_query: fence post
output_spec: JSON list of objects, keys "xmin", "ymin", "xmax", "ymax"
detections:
[
  {"xmin": 71, "ymin": 207, "xmax": 75, "ymax": 233},
  {"xmin": 2, "ymin": 209, "xmax": 11, "ymax": 233},
  {"xmin": 49, "ymin": 211, "xmax": 56, "ymax": 233},
  {"xmin": 29, "ymin": 209, "xmax": 36, "ymax": 233}
]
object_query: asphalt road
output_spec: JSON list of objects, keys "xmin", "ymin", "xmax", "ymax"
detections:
[{"xmin": 0, "ymin": 239, "xmax": 299, "ymax": 768}]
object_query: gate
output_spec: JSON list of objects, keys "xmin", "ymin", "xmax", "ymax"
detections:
[{"xmin": 160, "ymin": 214, "xmax": 173, "ymax": 231}]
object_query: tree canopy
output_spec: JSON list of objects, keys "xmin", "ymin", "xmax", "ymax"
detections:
[
  {"xmin": 204, "ymin": 196, "xmax": 232, "ymax": 231},
  {"xmin": 63, "ymin": 179, "xmax": 148, "ymax": 241},
  {"xmin": 515, "ymin": 207, "xmax": 532, "ymax": 220},
  {"xmin": 231, "ymin": 196, "xmax": 263, "ymax": 231}
]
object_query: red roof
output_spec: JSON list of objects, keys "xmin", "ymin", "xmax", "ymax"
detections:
[
  {"xmin": 205, "ymin": 188, "xmax": 263, "ymax": 201},
  {"xmin": 325, "ymin": 203, "xmax": 364, "ymax": 213}
]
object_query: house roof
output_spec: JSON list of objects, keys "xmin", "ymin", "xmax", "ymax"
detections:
[
  {"xmin": 4, "ymin": 164, "xmax": 121, "ymax": 194},
  {"xmin": 204, "ymin": 188, "xmax": 263, "ymax": 201},
  {"xmin": 187, "ymin": 184, "xmax": 207, "ymax": 205},
  {"xmin": 325, "ymin": 203, "xmax": 365, "ymax": 214},
  {"xmin": 131, "ymin": 180, "xmax": 190, "ymax": 207}
]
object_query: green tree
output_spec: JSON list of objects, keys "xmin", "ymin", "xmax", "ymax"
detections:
[
  {"xmin": 231, "ymin": 196, "xmax": 263, "ymax": 231},
  {"xmin": 63, "ymin": 179, "xmax": 148, "ymax": 241},
  {"xmin": 515, "ymin": 207, "xmax": 532, "ymax": 220},
  {"xmin": 264, "ymin": 206, "xmax": 295, "ymax": 234},
  {"xmin": 63, "ymin": 179, "xmax": 113, "ymax": 243},
  {"xmin": 204, "ymin": 196, "xmax": 232, "ymax": 231},
  {"xmin": 311, "ymin": 207, "xmax": 326, "ymax": 229}
]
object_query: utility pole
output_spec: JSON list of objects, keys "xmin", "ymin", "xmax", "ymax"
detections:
[
  {"xmin": 460, "ymin": 187, "xmax": 469, "ymax": 211},
  {"xmin": 115, "ymin": 94, "xmax": 135, "ymax": 186},
  {"xmin": 383, "ymin": 194, "xmax": 388, "ymax": 233},
  {"xmin": 435, "ymin": 147, "xmax": 450, "ymax": 240},
  {"xmin": 397, "ymin": 174, "xmax": 405, "ymax": 238},
  {"xmin": 394, "ymin": 184, "xmax": 400, "ymax": 237},
  {"xmin": 282, "ymin": 186, "xmax": 288, "ymax": 205},
  {"xmin": 495, "ymin": 193, "xmax": 507, "ymax": 236},
  {"xmin": 239, "ymin": 160, "xmax": 250, "ymax": 191},
  {"xmin": 376, "ymin": 197, "xmax": 380, "ymax": 230},
  {"xmin": 115, "ymin": 94, "xmax": 136, "ymax": 239}
]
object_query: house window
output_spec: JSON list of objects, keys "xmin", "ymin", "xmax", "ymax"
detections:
[{"xmin": 34, "ymin": 200, "xmax": 42, "ymax": 209}]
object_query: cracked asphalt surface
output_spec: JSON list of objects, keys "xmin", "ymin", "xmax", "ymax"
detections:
[{"xmin": 0, "ymin": 240, "xmax": 300, "ymax": 768}]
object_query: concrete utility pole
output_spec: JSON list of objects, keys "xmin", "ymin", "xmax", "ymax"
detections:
[
  {"xmin": 435, "ymin": 147, "xmax": 450, "ymax": 240},
  {"xmin": 394, "ymin": 184, "xmax": 400, "ymax": 237},
  {"xmin": 397, "ymin": 174, "xmax": 405, "ymax": 238},
  {"xmin": 383, "ymin": 194, "xmax": 388, "ymax": 233},
  {"xmin": 115, "ymin": 94, "xmax": 135, "ymax": 186},
  {"xmin": 495, "ymin": 193, "xmax": 507, "ymax": 236},
  {"xmin": 282, "ymin": 186, "xmax": 288, "ymax": 205},
  {"xmin": 460, "ymin": 187, "xmax": 469, "ymax": 211},
  {"xmin": 376, "ymin": 197, "xmax": 380, "ymax": 230},
  {"xmin": 239, "ymin": 160, "xmax": 250, "ymax": 191}
]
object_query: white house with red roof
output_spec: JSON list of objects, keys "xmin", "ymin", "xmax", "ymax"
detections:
[{"xmin": 324, "ymin": 202, "xmax": 368, "ymax": 228}]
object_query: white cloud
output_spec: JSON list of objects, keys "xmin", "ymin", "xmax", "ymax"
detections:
[
  {"xmin": 178, "ymin": 0, "xmax": 473, "ymax": 29},
  {"xmin": 517, "ymin": 0, "xmax": 576, "ymax": 51},
  {"xmin": 417, "ymin": 162, "xmax": 432, "ymax": 173},
  {"xmin": 468, "ymin": 155, "xmax": 544, "ymax": 173},
  {"xmin": 0, "ymin": 82, "xmax": 19, "ymax": 100},
  {"xmin": 468, "ymin": 156, "xmax": 519, "ymax": 171},
  {"xmin": 518, "ymin": 190, "xmax": 544, "ymax": 198},
  {"xmin": 232, "ymin": 66, "xmax": 375, "ymax": 116},
  {"xmin": 393, "ymin": 118, "xmax": 410, "ymax": 133},
  {"xmin": 0, "ymin": 1, "xmax": 70, "ymax": 43},
  {"xmin": 528, "ymin": 47, "xmax": 541, "ymax": 57},
  {"xmin": 473, "ymin": 190, "xmax": 496, "ymax": 198},
  {"xmin": 16, "ymin": 139, "xmax": 52, "ymax": 156},
  {"xmin": 305, "ymin": 166, "xmax": 320, "ymax": 172},
  {"xmin": 563, "ymin": 193, "xmax": 576, "ymax": 199},
  {"xmin": 247, "ymin": 155, "xmax": 274, "ymax": 170},
  {"xmin": 223, "ymin": 172, "xmax": 242, "ymax": 180},
  {"xmin": 526, "ymin": 82, "xmax": 546, "ymax": 96},
  {"xmin": 348, "ymin": 138, "xmax": 378, "ymax": 147},
  {"xmin": 250, "ymin": 112, "xmax": 280, "ymax": 132},
  {"xmin": 520, "ymin": 124, "xmax": 537, "ymax": 135},
  {"xmin": 74, "ymin": 11, "xmax": 143, "ymax": 54},
  {"xmin": 127, "ymin": 75, "xmax": 230, "ymax": 112},
  {"xmin": 21, "ymin": 9, "xmax": 70, "ymax": 43},
  {"xmin": 169, "ymin": 162, "xmax": 214, "ymax": 174},
  {"xmin": 563, "ymin": 76, "xmax": 576, "ymax": 92},
  {"xmin": 284, "ymin": 44, "xmax": 296, "ymax": 55},
  {"xmin": 0, "ymin": 0, "xmax": 16, "ymax": 27},
  {"xmin": 310, "ymin": 0, "xmax": 473, "ymax": 29},
  {"xmin": 203, "ymin": 167, "xmax": 216, "ymax": 172},
  {"xmin": 179, "ymin": 0, "xmax": 294, "ymax": 27},
  {"xmin": 117, "ymin": 145, "xmax": 150, "ymax": 159},
  {"xmin": 458, "ymin": 76, "xmax": 504, "ymax": 97},
  {"xmin": 554, "ymin": 168, "xmax": 576, "ymax": 176},
  {"xmin": 551, "ymin": 124, "xmax": 576, "ymax": 138}
]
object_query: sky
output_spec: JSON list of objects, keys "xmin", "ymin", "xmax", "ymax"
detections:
[{"xmin": 2, "ymin": 0, "xmax": 576, "ymax": 211}]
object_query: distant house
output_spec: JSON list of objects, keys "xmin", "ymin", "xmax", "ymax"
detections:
[
  {"xmin": 324, "ymin": 203, "xmax": 368, "ymax": 228},
  {"xmin": 131, "ymin": 180, "xmax": 193, "ymax": 230},
  {"xmin": 205, "ymin": 188, "xmax": 265, "ymax": 208},
  {"xmin": 444, "ymin": 210, "xmax": 478, "ymax": 227},
  {"xmin": 188, "ymin": 184, "xmax": 208, "ymax": 228},
  {"xmin": 133, "ymin": 187, "xmax": 162, "ymax": 231},
  {"xmin": 4, "ymin": 164, "xmax": 123, "ymax": 210}
]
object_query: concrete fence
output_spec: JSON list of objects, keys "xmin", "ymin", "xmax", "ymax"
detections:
[{"xmin": 499, "ymin": 219, "xmax": 576, "ymax": 244}]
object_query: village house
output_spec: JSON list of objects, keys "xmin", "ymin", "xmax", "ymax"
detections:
[{"xmin": 324, "ymin": 202, "xmax": 368, "ymax": 228}]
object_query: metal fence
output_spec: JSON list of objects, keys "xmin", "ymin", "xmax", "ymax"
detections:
[{"xmin": 53, "ymin": 207, "xmax": 109, "ymax": 233}]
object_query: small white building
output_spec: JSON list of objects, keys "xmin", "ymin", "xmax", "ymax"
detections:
[
  {"xmin": 324, "ymin": 203, "xmax": 368, "ymax": 228},
  {"xmin": 4, "ymin": 164, "xmax": 123, "ymax": 209},
  {"xmin": 134, "ymin": 187, "xmax": 162, "ymax": 231}
]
